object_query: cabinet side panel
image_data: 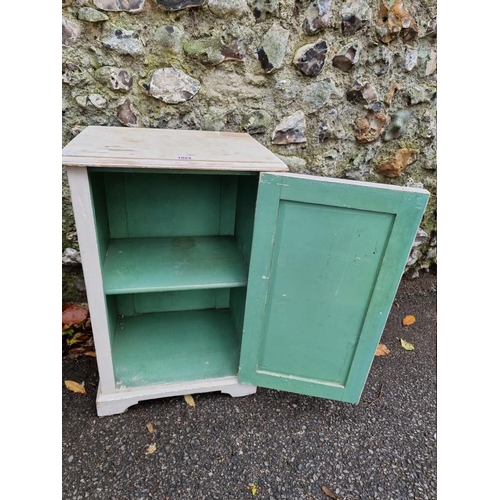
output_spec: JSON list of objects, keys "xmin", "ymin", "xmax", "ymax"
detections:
[
  {"xmin": 106, "ymin": 296, "xmax": 117, "ymax": 348},
  {"xmin": 230, "ymin": 287, "xmax": 247, "ymax": 343},
  {"xmin": 235, "ymin": 175, "xmax": 259, "ymax": 265},
  {"xmin": 88, "ymin": 172, "xmax": 110, "ymax": 266},
  {"xmin": 103, "ymin": 172, "xmax": 128, "ymax": 238},
  {"xmin": 219, "ymin": 176, "xmax": 238, "ymax": 235},
  {"xmin": 66, "ymin": 166, "xmax": 116, "ymax": 394}
]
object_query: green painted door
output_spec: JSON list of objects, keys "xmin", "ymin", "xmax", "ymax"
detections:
[{"xmin": 238, "ymin": 173, "xmax": 429, "ymax": 403}]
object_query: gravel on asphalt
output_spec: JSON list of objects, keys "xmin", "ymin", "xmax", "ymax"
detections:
[{"xmin": 62, "ymin": 272, "xmax": 437, "ymax": 500}]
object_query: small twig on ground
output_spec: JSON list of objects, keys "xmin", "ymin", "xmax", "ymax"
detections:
[{"xmin": 367, "ymin": 383, "xmax": 384, "ymax": 405}]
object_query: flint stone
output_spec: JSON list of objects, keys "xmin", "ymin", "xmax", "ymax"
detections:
[
  {"xmin": 406, "ymin": 247, "xmax": 421, "ymax": 266},
  {"xmin": 241, "ymin": 109, "xmax": 271, "ymax": 134},
  {"xmin": 405, "ymin": 49, "xmax": 418, "ymax": 71},
  {"xmin": 384, "ymin": 81, "xmax": 402, "ymax": 106},
  {"xmin": 201, "ymin": 106, "xmax": 231, "ymax": 131},
  {"xmin": 76, "ymin": 94, "xmax": 107, "ymax": 109},
  {"xmin": 154, "ymin": 26, "xmax": 184, "ymax": 53},
  {"xmin": 405, "ymin": 178, "xmax": 424, "ymax": 189},
  {"xmin": 184, "ymin": 36, "xmax": 244, "ymax": 65},
  {"xmin": 421, "ymin": 111, "xmax": 436, "ymax": 139},
  {"xmin": 156, "ymin": 0, "xmax": 205, "ymax": 11},
  {"xmin": 253, "ymin": 0, "xmax": 279, "ymax": 22},
  {"xmin": 425, "ymin": 17, "xmax": 437, "ymax": 38},
  {"xmin": 95, "ymin": 66, "xmax": 133, "ymax": 91},
  {"xmin": 207, "ymin": 0, "xmax": 248, "ymax": 17},
  {"xmin": 220, "ymin": 40, "xmax": 246, "ymax": 61},
  {"xmin": 332, "ymin": 44, "xmax": 360, "ymax": 72},
  {"xmin": 75, "ymin": 95, "xmax": 87, "ymax": 108},
  {"xmin": 93, "ymin": 0, "xmax": 146, "ymax": 12},
  {"xmin": 89, "ymin": 94, "xmax": 107, "ymax": 108},
  {"xmin": 397, "ymin": 2, "xmax": 419, "ymax": 42},
  {"xmin": 376, "ymin": 148, "xmax": 418, "ymax": 177},
  {"xmin": 354, "ymin": 109, "xmax": 389, "ymax": 143},
  {"xmin": 101, "ymin": 25, "xmax": 144, "ymax": 56},
  {"xmin": 303, "ymin": 0, "xmax": 332, "ymax": 35},
  {"xmin": 117, "ymin": 98, "xmax": 139, "ymax": 127},
  {"xmin": 425, "ymin": 49, "xmax": 437, "ymax": 76},
  {"xmin": 368, "ymin": 45, "xmax": 392, "ymax": 76},
  {"xmin": 256, "ymin": 24, "xmax": 289, "ymax": 74},
  {"xmin": 303, "ymin": 78, "xmax": 341, "ymax": 110},
  {"xmin": 62, "ymin": 18, "xmax": 81, "ymax": 46},
  {"xmin": 275, "ymin": 79, "xmax": 300, "ymax": 101},
  {"xmin": 318, "ymin": 109, "xmax": 346, "ymax": 142},
  {"xmin": 78, "ymin": 7, "xmax": 109, "ymax": 22},
  {"xmin": 341, "ymin": 0, "xmax": 371, "ymax": 36},
  {"xmin": 62, "ymin": 248, "xmax": 81, "ymax": 265},
  {"xmin": 376, "ymin": 3, "xmax": 399, "ymax": 43},
  {"xmin": 376, "ymin": 1, "xmax": 418, "ymax": 44},
  {"xmin": 142, "ymin": 68, "xmax": 201, "ymax": 104},
  {"xmin": 293, "ymin": 39, "xmax": 328, "ymax": 77},
  {"xmin": 384, "ymin": 110, "xmax": 411, "ymax": 141},
  {"xmin": 343, "ymin": 151, "xmax": 373, "ymax": 180},
  {"xmin": 272, "ymin": 111, "xmax": 307, "ymax": 145},
  {"xmin": 346, "ymin": 80, "xmax": 378, "ymax": 103},
  {"xmin": 408, "ymin": 84, "xmax": 436, "ymax": 105},
  {"xmin": 275, "ymin": 154, "xmax": 307, "ymax": 171}
]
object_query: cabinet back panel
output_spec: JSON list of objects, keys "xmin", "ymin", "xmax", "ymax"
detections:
[
  {"xmin": 103, "ymin": 173, "xmax": 237, "ymax": 238},
  {"xmin": 114, "ymin": 289, "xmax": 230, "ymax": 316}
]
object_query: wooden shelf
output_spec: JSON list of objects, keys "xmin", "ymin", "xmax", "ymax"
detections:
[
  {"xmin": 112, "ymin": 310, "xmax": 240, "ymax": 388},
  {"xmin": 102, "ymin": 236, "xmax": 248, "ymax": 295}
]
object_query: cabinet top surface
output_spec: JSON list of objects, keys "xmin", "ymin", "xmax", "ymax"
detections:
[{"xmin": 62, "ymin": 126, "xmax": 288, "ymax": 172}]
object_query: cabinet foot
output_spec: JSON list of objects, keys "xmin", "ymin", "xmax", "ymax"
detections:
[
  {"xmin": 95, "ymin": 379, "xmax": 257, "ymax": 416},
  {"xmin": 221, "ymin": 384, "xmax": 257, "ymax": 397},
  {"xmin": 96, "ymin": 387, "xmax": 139, "ymax": 416},
  {"xmin": 97, "ymin": 397, "xmax": 139, "ymax": 417}
]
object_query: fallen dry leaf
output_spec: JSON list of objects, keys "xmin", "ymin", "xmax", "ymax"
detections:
[
  {"xmin": 249, "ymin": 484, "xmax": 258, "ymax": 496},
  {"xmin": 146, "ymin": 443, "xmax": 156, "ymax": 455},
  {"xmin": 184, "ymin": 394, "xmax": 195, "ymax": 408},
  {"xmin": 62, "ymin": 303, "xmax": 89, "ymax": 326},
  {"xmin": 402, "ymin": 314, "xmax": 416, "ymax": 326},
  {"xmin": 84, "ymin": 351, "xmax": 97, "ymax": 357},
  {"xmin": 375, "ymin": 343, "xmax": 391, "ymax": 356},
  {"xmin": 67, "ymin": 332, "xmax": 89, "ymax": 346},
  {"xmin": 146, "ymin": 422, "xmax": 154, "ymax": 434},
  {"xmin": 321, "ymin": 485, "xmax": 338, "ymax": 499},
  {"xmin": 400, "ymin": 338, "xmax": 415, "ymax": 351},
  {"xmin": 64, "ymin": 380, "xmax": 86, "ymax": 394}
]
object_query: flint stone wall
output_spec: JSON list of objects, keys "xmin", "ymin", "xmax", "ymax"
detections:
[{"xmin": 62, "ymin": 0, "xmax": 437, "ymax": 302}]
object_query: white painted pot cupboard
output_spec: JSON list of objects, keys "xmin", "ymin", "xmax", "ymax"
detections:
[{"xmin": 63, "ymin": 126, "xmax": 429, "ymax": 417}]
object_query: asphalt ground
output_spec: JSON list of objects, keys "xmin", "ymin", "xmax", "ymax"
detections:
[{"xmin": 62, "ymin": 272, "xmax": 437, "ymax": 500}]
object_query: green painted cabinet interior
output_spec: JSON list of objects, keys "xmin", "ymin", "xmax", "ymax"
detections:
[{"xmin": 63, "ymin": 127, "xmax": 429, "ymax": 416}]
